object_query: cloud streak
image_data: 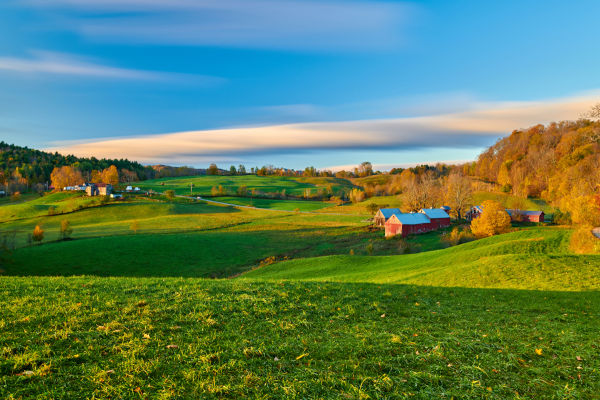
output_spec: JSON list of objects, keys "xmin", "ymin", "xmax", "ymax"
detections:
[
  {"xmin": 0, "ymin": 50, "xmax": 223, "ymax": 83},
  {"xmin": 19, "ymin": 0, "xmax": 412, "ymax": 51},
  {"xmin": 47, "ymin": 91, "xmax": 600, "ymax": 166}
]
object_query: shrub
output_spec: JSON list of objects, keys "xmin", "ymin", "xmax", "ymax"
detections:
[
  {"xmin": 47, "ymin": 206, "xmax": 57, "ymax": 216},
  {"xmin": 570, "ymin": 227, "xmax": 600, "ymax": 254},
  {"xmin": 471, "ymin": 200, "xmax": 511, "ymax": 238},
  {"xmin": 32, "ymin": 225, "xmax": 44, "ymax": 244},
  {"xmin": 553, "ymin": 209, "xmax": 572, "ymax": 225},
  {"xmin": 60, "ymin": 220, "xmax": 73, "ymax": 240},
  {"xmin": 130, "ymin": 220, "xmax": 140, "ymax": 234},
  {"xmin": 349, "ymin": 188, "xmax": 366, "ymax": 203},
  {"xmin": 165, "ymin": 190, "xmax": 176, "ymax": 200},
  {"xmin": 442, "ymin": 226, "xmax": 475, "ymax": 247}
]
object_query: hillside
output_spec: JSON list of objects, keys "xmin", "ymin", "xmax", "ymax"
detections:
[
  {"xmin": 471, "ymin": 120, "xmax": 600, "ymax": 225},
  {"xmin": 243, "ymin": 228, "xmax": 600, "ymax": 291}
]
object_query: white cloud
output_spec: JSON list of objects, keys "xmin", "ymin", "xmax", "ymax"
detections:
[
  {"xmin": 0, "ymin": 50, "xmax": 223, "ymax": 83},
  {"xmin": 19, "ymin": 0, "xmax": 413, "ymax": 51},
  {"xmin": 46, "ymin": 91, "xmax": 600, "ymax": 166}
]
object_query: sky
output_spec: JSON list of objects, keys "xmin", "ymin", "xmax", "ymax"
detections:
[{"xmin": 1, "ymin": 0, "xmax": 599, "ymax": 170}]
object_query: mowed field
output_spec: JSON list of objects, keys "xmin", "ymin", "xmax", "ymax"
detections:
[
  {"xmin": 1, "ymin": 177, "xmax": 599, "ymax": 399},
  {"xmin": 131, "ymin": 175, "xmax": 357, "ymax": 197}
]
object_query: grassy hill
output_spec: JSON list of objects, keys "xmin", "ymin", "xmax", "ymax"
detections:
[
  {"xmin": 243, "ymin": 227, "xmax": 600, "ymax": 291},
  {"xmin": 2, "ymin": 277, "xmax": 598, "ymax": 399},
  {"xmin": 131, "ymin": 175, "xmax": 356, "ymax": 197}
]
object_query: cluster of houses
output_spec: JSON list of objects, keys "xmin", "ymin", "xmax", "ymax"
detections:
[
  {"xmin": 376, "ymin": 204, "xmax": 544, "ymax": 238},
  {"xmin": 374, "ymin": 207, "xmax": 452, "ymax": 238},
  {"xmin": 63, "ymin": 183, "xmax": 113, "ymax": 197},
  {"xmin": 466, "ymin": 205, "xmax": 544, "ymax": 222}
]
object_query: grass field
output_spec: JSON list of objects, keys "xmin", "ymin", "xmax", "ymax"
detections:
[
  {"xmin": 2, "ymin": 277, "xmax": 598, "ymax": 399},
  {"xmin": 1, "ymin": 188, "xmax": 599, "ymax": 399},
  {"xmin": 131, "ymin": 175, "xmax": 356, "ymax": 197},
  {"xmin": 210, "ymin": 196, "xmax": 334, "ymax": 211}
]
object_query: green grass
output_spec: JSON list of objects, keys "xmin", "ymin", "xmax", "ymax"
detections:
[
  {"xmin": 243, "ymin": 227, "xmax": 600, "ymax": 291},
  {"xmin": 131, "ymin": 175, "xmax": 356, "ymax": 197},
  {"xmin": 1, "ymin": 277, "xmax": 598, "ymax": 399},
  {"xmin": 210, "ymin": 196, "xmax": 333, "ymax": 211}
]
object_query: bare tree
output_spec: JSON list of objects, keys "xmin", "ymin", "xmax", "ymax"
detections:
[{"xmin": 444, "ymin": 172, "xmax": 472, "ymax": 220}]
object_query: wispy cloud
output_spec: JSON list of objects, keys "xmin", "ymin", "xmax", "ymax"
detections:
[
  {"xmin": 19, "ymin": 0, "xmax": 413, "ymax": 51},
  {"xmin": 47, "ymin": 91, "xmax": 600, "ymax": 166},
  {"xmin": 0, "ymin": 50, "xmax": 223, "ymax": 83}
]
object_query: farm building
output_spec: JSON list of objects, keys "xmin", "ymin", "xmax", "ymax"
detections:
[
  {"xmin": 86, "ymin": 183, "xmax": 113, "ymax": 197},
  {"xmin": 420, "ymin": 208, "xmax": 451, "ymax": 229},
  {"xmin": 466, "ymin": 205, "xmax": 484, "ymax": 221},
  {"xmin": 373, "ymin": 208, "xmax": 402, "ymax": 226},
  {"xmin": 506, "ymin": 209, "xmax": 545, "ymax": 223},
  {"xmin": 384, "ymin": 212, "xmax": 432, "ymax": 237}
]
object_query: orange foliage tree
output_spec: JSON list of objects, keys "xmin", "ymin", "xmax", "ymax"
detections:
[
  {"xmin": 470, "ymin": 200, "xmax": 511, "ymax": 238},
  {"xmin": 50, "ymin": 166, "xmax": 84, "ymax": 189}
]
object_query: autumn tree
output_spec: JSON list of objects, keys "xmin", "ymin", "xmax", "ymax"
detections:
[
  {"xmin": 130, "ymin": 220, "xmax": 139, "ymax": 234},
  {"xmin": 349, "ymin": 188, "xmax": 366, "ymax": 203},
  {"xmin": 32, "ymin": 225, "xmax": 44, "ymax": 244},
  {"xmin": 444, "ymin": 172, "xmax": 472, "ymax": 220},
  {"xmin": 102, "ymin": 165, "xmax": 119, "ymax": 185},
  {"xmin": 60, "ymin": 219, "xmax": 73, "ymax": 240},
  {"xmin": 470, "ymin": 200, "xmax": 511, "ymax": 238},
  {"xmin": 165, "ymin": 190, "xmax": 176, "ymax": 200},
  {"xmin": 50, "ymin": 166, "xmax": 84, "ymax": 189},
  {"xmin": 207, "ymin": 164, "xmax": 219, "ymax": 175}
]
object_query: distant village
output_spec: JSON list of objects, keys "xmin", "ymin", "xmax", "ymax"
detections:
[
  {"xmin": 61, "ymin": 183, "xmax": 142, "ymax": 198},
  {"xmin": 375, "ymin": 205, "xmax": 544, "ymax": 238}
]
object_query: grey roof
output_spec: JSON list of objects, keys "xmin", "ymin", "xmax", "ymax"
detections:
[
  {"xmin": 420, "ymin": 208, "xmax": 450, "ymax": 219},
  {"xmin": 378, "ymin": 208, "xmax": 402, "ymax": 219},
  {"xmin": 506, "ymin": 209, "xmax": 543, "ymax": 216},
  {"xmin": 390, "ymin": 213, "xmax": 431, "ymax": 225}
]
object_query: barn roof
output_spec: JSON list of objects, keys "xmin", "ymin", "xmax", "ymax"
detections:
[
  {"xmin": 506, "ymin": 209, "xmax": 544, "ymax": 216},
  {"xmin": 420, "ymin": 208, "xmax": 450, "ymax": 219},
  {"xmin": 378, "ymin": 208, "xmax": 402, "ymax": 219},
  {"xmin": 388, "ymin": 212, "xmax": 431, "ymax": 225}
]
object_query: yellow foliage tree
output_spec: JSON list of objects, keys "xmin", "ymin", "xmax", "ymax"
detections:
[
  {"xmin": 470, "ymin": 200, "xmax": 511, "ymax": 238},
  {"xmin": 50, "ymin": 166, "xmax": 84, "ymax": 189},
  {"xmin": 32, "ymin": 225, "xmax": 44, "ymax": 244},
  {"xmin": 101, "ymin": 165, "xmax": 119, "ymax": 185}
]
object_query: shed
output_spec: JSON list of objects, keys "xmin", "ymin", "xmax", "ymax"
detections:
[
  {"xmin": 420, "ymin": 208, "xmax": 451, "ymax": 228},
  {"xmin": 385, "ymin": 213, "xmax": 432, "ymax": 237},
  {"xmin": 506, "ymin": 209, "xmax": 545, "ymax": 223},
  {"xmin": 373, "ymin": 208, "xmax": 401, "ymax": 227}
]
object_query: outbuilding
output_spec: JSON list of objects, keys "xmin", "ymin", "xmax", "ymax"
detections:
[
  {"xmin": 373, "ymin": 208, "xmax": 402, "ymax": 227},
  {"xmin": 385, "ymin": 213, "xmax": 432, "ymax": 237},
  {"xmin": 506, "ymin": 209, "xmax": 545, "ymax": 223},
  {"xmin": 420, "ymin": 208, "xmax": 451, "ymax": 229}
]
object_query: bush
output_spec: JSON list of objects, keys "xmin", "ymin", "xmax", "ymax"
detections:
[
  {"xmin": 32, "ymin": 225, "xmax": 44, "ymax": 244},
  {"xmin": 471, "ymin": 200, "xmax": 511, "ymax": 238},
  {"xmin": 165, "ymin": 190, "xmax": 176, "ymax": 200},
  {"xmin": 442, "ymin": 226, "xmax": 475, "ymax": 247},
  {"xmin": 570, "ymin": 227, "xmax": 600, "ymax": 254},
  {"xmin": 552, "ymin": 209, "xmax": 572, "ymax": 225},
  {"xmin": 60, "ymin": 220, "xmax": 73, "ymax": 240}
]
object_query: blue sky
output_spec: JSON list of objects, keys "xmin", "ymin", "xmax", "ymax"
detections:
[{"xmin": 1, "ymin": 0, "xmax": 599, "ymax": 170}]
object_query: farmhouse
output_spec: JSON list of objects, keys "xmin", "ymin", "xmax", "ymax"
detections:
[
  {"xmin": 384, "ymin": 213, "xmax": 432, "ymax": 237},
  {"xmin": 420, "ymin": 208, "xmax": 451, "ymax": 229},
  {"xmin": 506, "ymin": 209, "xmax": 545, "ymax": 223},
  {"xmin": 86, "ymin": 183, "xmax": 113, "ymax": 197},
  {"xmin": 466, "ymin": 205, "xmax": 484, "ymax": 221},
  {"xmin": 373, "ymin": 208, "xmax": 402, "ymax": 226}
]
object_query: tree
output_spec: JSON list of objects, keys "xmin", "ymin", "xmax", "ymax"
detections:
[
  {"xmin": 207, "ymin": 164, "xmax": 219, "ymax": 175},
  {"xmin": 130, "ymin": 220, "xmax": 139, "ymax": 234},
  {"xmin": 237, "ymin": 165, "xmax": 246, "ymax": 175},
  {"xmin": 470, "ymin": 200, "xmax": 511, "ymax": 237},
  {"xmin": 584, "ymin": 103, "xmax": 600, "ymax": 121},
  {"xmin": 101, "ymin": 165, "xmax": 119, "ymax": 185},
  {"xmin": 50, "ymin": 166, "xmax": 84, "ymax": 189},
  {"xmin": 165, "ymin": 190, "xmax": 175, "ymax": 200},
  {"xmin": 229, "ymin": 166, "xmax": 237, "ymax": 176},
  {"xmin": 444, "ymin": 172, "xmax": 472, "ymax": 220},
  {"xmin": 60, "ymin": 219, "xmax": 73, "ymax": 240},
  {"xmin": 32, "ymin": 225, "xmax": 44, "ymax": 244},
  {"xmin": 349, "ymin": 188, "xmax": 366, "ymax": 203},
  {"xmin": 356, "ymin": 161, "xmax": 373, "ymax": 177}
]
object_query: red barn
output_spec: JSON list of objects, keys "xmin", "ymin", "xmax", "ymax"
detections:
[
  {"xmin": 507, "ymin": 210, "xmax": 545, "ymax": 223},
  {"xmin": 420, "ymin": 208, "xmax": 451, "ymax": 229},
  {"xmin": 385, "ymin": 213, "xmax": 432, "ymax": 237}
]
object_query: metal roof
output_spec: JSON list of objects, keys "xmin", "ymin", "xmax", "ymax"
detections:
[
  {"xmin": 378, "ymin": 208, "xmax": 402, "ymax": 219},
  {"xmin": 506, "ymin": 209, "xmax": 543, "ymax": 216},
  {"xmin": 388, "ymin": 212, "xmax": 431, "ymax": 225},
  {"xmin": 420, "ymin": 208, "xmax": 450, "ymax": 219}
]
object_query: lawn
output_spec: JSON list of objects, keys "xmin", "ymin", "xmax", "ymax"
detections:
[
  {"xmin": 1, "ymin": 277, "xmax": 598, "ymax": 399},
  {"xmin": 130, "ymin": 175, "xmax": 356, "ymax": 197}
]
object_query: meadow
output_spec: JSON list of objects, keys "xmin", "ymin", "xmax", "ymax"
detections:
[
  {"xmin": 131, "ymin": 175, "xmax": 356, "ymax": 197},
  {"xmin": 1, "ymin": 178, "xmax": 599, "ymax": 399}
]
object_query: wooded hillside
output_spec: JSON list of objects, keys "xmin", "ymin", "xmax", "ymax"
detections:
[{"xmin": 471, "ymin": 119, "xmax": 600, "ymax": 225}]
